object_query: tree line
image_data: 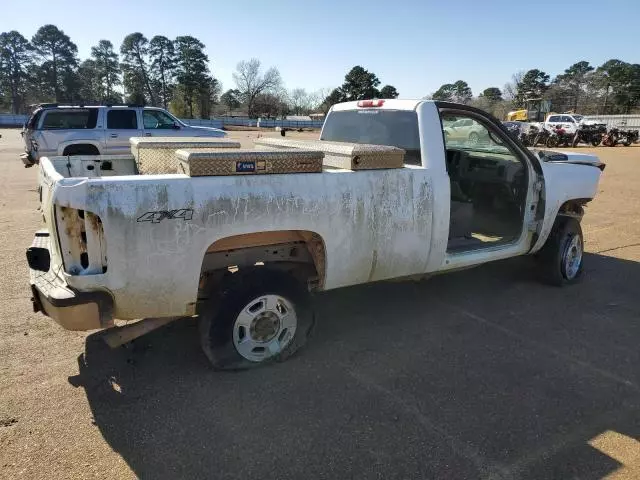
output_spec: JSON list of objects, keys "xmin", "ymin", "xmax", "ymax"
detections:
[
  {"xmin": 2, "ymin": 25, "xmax": 389, "ymax": 118},
  {"xmin": 429, "ymin": 60, "xmax": 640, "ymax": 117},
  {"xmin": 0, "ymin": 26, "xmax": 217, "ymax": 116},
  {"xmin": 2, "ymin": 25, "xmax": 637, "ymax": 119}
]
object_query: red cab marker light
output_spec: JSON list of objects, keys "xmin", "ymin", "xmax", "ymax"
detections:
[{"xmin": 357, "ymin": 99, "xmax": 385, "ymax": 108}]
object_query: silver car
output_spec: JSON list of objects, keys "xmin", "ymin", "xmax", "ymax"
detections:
[{"xmin": 21, "ymin": 104, "xmax": 226, "ymax": 166}]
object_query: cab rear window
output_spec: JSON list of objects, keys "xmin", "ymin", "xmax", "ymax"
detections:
[
  {"xmin": 41, "ymin": 109, "xmax": 98, "ymax": 130},
  {"xmin": 321, "ymin": 110, "xmax": 421, "ymax": 164}
]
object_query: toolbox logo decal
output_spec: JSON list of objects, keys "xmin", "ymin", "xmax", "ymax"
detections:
[
  {"xmin": 137, "ymin": 209, "xmax": 194, "ymax": 223},
  {"xmin": 236, "ymin": 161, "xmax": 256, "ymax": 172}
]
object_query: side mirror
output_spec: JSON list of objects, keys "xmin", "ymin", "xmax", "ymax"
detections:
[{"xmin": 172, "ymin": 122, "xmax": 180, "ymax": 130}]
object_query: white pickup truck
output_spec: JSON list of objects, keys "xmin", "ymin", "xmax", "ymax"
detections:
[
  {"xmin": 26, "ymin": 100, "xmax": 604, "ymax": 370},
  {"xmin": 544, "ymin": 113, "xmax": 600, "ymax": 135}
]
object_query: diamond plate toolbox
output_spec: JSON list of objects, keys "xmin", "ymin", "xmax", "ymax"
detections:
[
  {"xmin": 253, "ymin": 137, "xmax": 405, "ymax": 170},
  {"xmin": 130, "ymin": 137, "xmax": 241, "ymax": 174},
  {"xmin": 175, "ymin": 148, "xmax": 324, "ymax": 176}
]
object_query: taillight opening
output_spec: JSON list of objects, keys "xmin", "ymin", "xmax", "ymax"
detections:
[{"xmin": 55, "ymin": 206, "xmax": 107, "ymax": 275}]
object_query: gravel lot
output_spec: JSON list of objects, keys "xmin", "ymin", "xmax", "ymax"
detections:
[{"xmin": 1, "ymin": 128, "xmax": 639, "ymax": 479}]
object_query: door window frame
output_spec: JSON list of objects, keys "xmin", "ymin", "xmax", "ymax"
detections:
[
  {"xmin": 436, "ymin": 103, "xmax": 543, "ymax": 251},
  {"xmin": 437, "ymin": 104, "xmax": 541, "ymax": 174},
  {"xmin": 143, "ymin": 109, "xmax": 179, "ymax": 130}
]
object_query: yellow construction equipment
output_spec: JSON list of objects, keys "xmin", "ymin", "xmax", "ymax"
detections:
[{"xmin": 506, "ymin": 98, "xmax": 551, "ymax": 122}]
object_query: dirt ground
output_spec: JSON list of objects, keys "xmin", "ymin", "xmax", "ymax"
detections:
[{"xmin": 1, "ymin": 128, "xmax": 640, "ymax": 479}]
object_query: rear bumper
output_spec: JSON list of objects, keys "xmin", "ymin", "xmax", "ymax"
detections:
[{"xmin": 28, "ymin": 233, "xmax": 114, "ymax": 331}]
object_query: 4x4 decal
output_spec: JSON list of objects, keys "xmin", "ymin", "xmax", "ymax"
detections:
[{"xmin": 137, "ymin": 209, "xmax": 194, "ymax": 223}]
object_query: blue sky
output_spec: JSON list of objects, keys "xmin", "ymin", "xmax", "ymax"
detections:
[{"xmin": 2, "ymin": 0, "xmax": 638, "ymax": 98}]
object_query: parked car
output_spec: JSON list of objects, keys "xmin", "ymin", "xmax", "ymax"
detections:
[
  {"xmin": 443, "ymin": 117, "xmax": 487, "ymax": 144},
  {"xmin": 27, "ymin": 99, "xmax": 604, "ymax": 370},
  {"xmin": 21, "ymin": 103, "xmax": 226, "ymax": 167}
]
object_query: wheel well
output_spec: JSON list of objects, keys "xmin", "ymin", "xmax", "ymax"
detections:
[
  {"xmin": 198, "ymin": 230, "xmax": 326, "ymax": 303},
  {"xmin": 558, "ymin": 198, "xmax": 590, "ymax": 220},
  {"xmin": 63, "ymin": 144, "xmax": 100, "ymax": 156}
]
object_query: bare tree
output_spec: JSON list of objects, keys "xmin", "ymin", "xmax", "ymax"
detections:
[
  {"xmin": 233, "ymin": 58, "xmax": 282, "ymax": 117},
  {"xmin": 503, "ymin": 71, "xmax": 524, "ymax": 101},
  {"xmin": 288, "ymin": 88, "xmax": 312, "ymax": 115}
]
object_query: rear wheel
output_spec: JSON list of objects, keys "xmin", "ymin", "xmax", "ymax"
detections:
[
  {"xmin": 591, "ymin": 137, "xmax": 602, "ymax": 147},
  {"xmin": 199, "ymin": 268, "xmax": 314, "ymax": 370},
  {"xmin": 546, "ymin": 136, "xmax": 559, "ymax": 148},
  {"xmin": 536, "ymin": 217, "xmax": 584, "ymax": 286}
]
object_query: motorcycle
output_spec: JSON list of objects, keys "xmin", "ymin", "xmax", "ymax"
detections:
[
  {"xmin": 572, "ymin": 124, "xmax": 606, "ymax": 147},
  {"xmin": 532, "ymin": 125, "xmax": 551, "ymax": 147},
  {"xmin": 627, "ymin": 129, "xmax": 639, "ymax": 145},
  {"xmin": 545, "ymin": 125, "xmax": 572, "ymax": 148},
  {"xmin": 520, "ymin": 124, "xmax": 541, "ymax": 147},
  {"xmin": 602, "ymin": 127, "xmax": 621, "ymax": 147}
]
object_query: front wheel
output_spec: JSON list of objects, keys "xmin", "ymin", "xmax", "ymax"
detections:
[
  {"xmin": 591, "ymin": 136, "xmax": 602, "ymax": 147},
  {"xmin": 572, "ymin": 134, "xmax": 580, "ymax": 148},
  {"xmin": 546, "ymin": 136, "xmax": 559, "ymax": 148},
  {"xmin": 536, "ymin": 217, "xmax": 584, "ymax": 286},
  {"xmin": 199, "ymin": 268, "xmax": 314, "ymax": 370}
]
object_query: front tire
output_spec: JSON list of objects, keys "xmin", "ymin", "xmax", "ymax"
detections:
[
  {"xmin": 536, "ymin": 217, "xmax": 584, "ymax": 286},
  {"xmin": 199, "ymin": 268, "xmax": 314, "ymax": 370},
  {"xmin": 546, "ymin": 136, "xmax": 559, "ymax": 148},
  {"xmin": 572, "ymin": 134, "xmax": 580, "ymax": 148},
  {"xmin": 468, "ymin": 132, "xmax": 479, "ymax": 145}
]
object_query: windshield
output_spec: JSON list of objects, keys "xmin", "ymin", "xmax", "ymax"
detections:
[{"xmin": 321, "ymin": 109, "xmax": 421, "ymax": 164}]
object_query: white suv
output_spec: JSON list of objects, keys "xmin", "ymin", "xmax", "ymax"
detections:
[{"xmin": 21, "ymin": 104, "xmax": 226, "ymax": 166}]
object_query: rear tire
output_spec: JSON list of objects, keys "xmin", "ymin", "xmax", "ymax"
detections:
[
  {"xmin": 546, "ymin": 136, "xmax": 559, "ymax": 148},
  {"xmin": 536, "ymin": 217, "xmax": 584, "ymax": 286},
  {"xmin": 199, "ymin": 268, "xmax": 314, "ymax": 370},
  {"xmin": 591, "ymin": 137, "xmax": 602, "ymax": 147}
]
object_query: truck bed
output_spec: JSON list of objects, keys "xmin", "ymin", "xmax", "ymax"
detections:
[{"xmin": 38, "ymin": 153, "xmax": 437, "ymax": 320}]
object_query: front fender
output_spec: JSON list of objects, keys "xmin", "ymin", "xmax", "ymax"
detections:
[{"xmin": 530, "ymin": 161, "xmax": 602, "ymax": 253}]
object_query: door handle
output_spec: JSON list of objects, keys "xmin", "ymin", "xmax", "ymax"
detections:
[{"xmin": 110, "ymin": 133, "xmax": 118, "ymax": 138}]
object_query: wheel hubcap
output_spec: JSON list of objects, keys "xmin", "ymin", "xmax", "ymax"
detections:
[
  {"xmin": 563, "ymin": 235, "xmax": 583, "ymax": 279},
  {"xmin": 232, "ymin": 294, "xmax": 297, "ymax": 362},
  {"xmin": 250, "ymin": 311, "xmax": 280, "ymax": 342}
]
